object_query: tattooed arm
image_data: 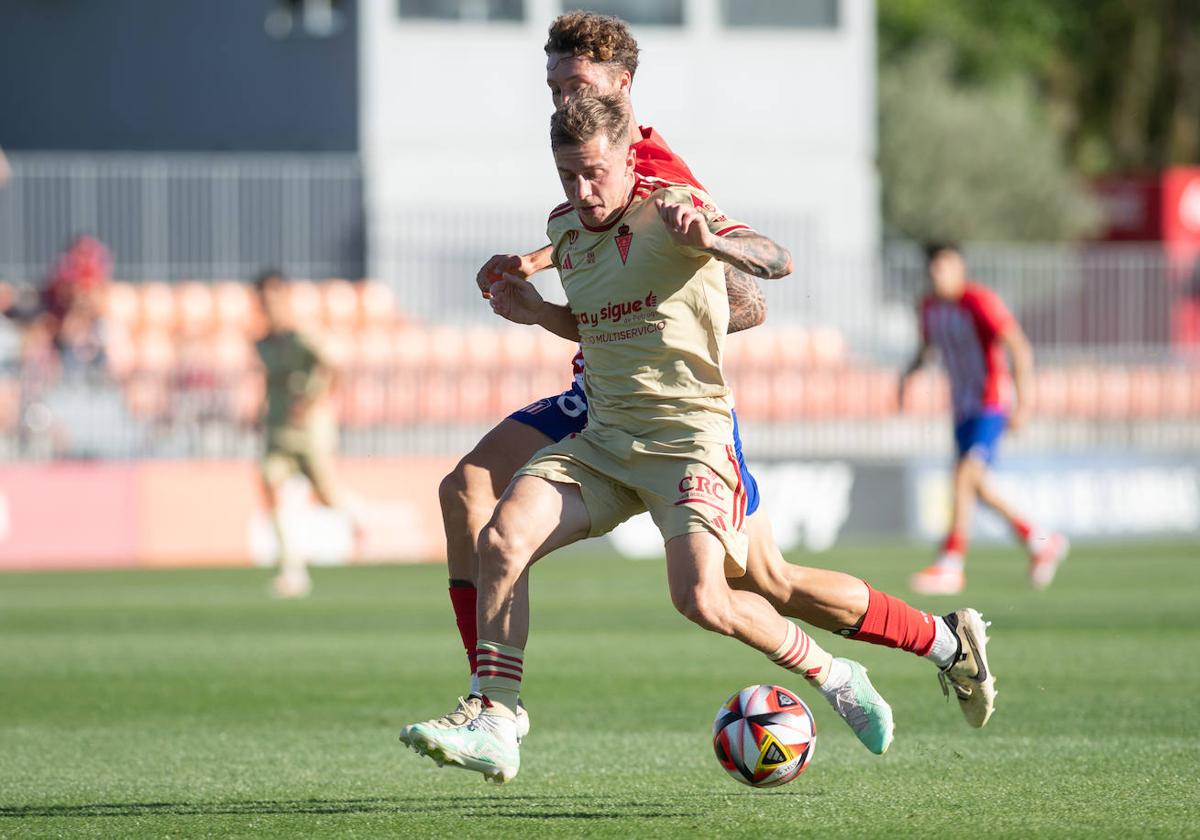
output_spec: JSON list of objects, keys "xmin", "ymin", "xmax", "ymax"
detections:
[
  {"xmin": 724, "ymin": 264, "xmax": 766, "ymax": 333},
  {"xmin": 655, "ymin": 199, "xmax": 793, "ymax": 280}
]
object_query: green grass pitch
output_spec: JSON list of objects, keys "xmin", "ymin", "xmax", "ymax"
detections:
[{"xmin": 2, "ymin": 540, "xmax": 1198, "ymax": 838}]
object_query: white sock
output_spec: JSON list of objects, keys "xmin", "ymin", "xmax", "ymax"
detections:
[
  {"xmin": 817, "ymin": 657, "xmax": 853, "ymax": 698},
  {"xmin": 469, "ymin": 672, "xmax": 480, "ymax": 697},
  {"xmin": 935, "ymin": 552, "xmax": 964, "ymax": 572},
  {"xmin": 925, "ymin": 616, "xmax": 960, "ymax": 670}
]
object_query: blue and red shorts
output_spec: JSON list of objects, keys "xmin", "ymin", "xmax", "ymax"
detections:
[{"xmin": 954, "ymin": 410, "xmax": 1008, "ymax": 465}]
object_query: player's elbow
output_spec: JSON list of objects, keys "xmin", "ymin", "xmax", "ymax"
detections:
[{"xmin": 766, "ymin": 248, "xmax": 793, "ymax": 280}]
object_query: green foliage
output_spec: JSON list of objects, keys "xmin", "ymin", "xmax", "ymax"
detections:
[
  {"xmin": 2, "ymin": 542, "xmax": 1199, "ymax": 837},
  {"xmin": 880, "ymin": 46, "xmax": 1101, "ymax": 242}
]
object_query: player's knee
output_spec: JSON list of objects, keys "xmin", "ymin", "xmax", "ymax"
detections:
[
  {"xmin": 673, "ymin": 582, "xmax": 735, "ymax": 635},
  {"xmin": 438, "ymin": 465, "xmax": 469, "ymax": 521},
  {"xmin": 476, "ymin": 522, "xmax": 532, "ymax": 582}
]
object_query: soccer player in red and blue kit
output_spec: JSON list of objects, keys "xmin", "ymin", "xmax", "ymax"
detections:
[{"xmin": 901, "ymin": 243, "xmax": 1069, "ymax": 595}]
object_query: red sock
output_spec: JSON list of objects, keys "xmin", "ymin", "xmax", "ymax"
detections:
[
  {"xmin": 1011, "ymin": 518, "xmax": 1033, "ymax": 542},
  {"xmin": 850, "ymin": 584, "xmax": 937, "ymax": 656},
  {"xmin": 448, "ymin": 582, "xmax": 478, "ymax": 675},
  {"xmin": 943, "ymin": 531, "xmax": 968, "ymax": 555}
]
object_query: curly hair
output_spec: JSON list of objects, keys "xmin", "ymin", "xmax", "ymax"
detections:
[
  {"xmin": 545, "ymin": 11, "xmax": 640, "ymax": 79},
  {"xmin": 550, "ymin": 93, "xmax": 631, "ymax": 151}
]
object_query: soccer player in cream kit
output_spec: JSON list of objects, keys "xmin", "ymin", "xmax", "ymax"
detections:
[
  {"xmin": 399, "ymin": 94, "xmax": 903, "ymax": 783},
  {"xmin": 426, "ymin": 13, "xmax": 998, "ymax": 772}
]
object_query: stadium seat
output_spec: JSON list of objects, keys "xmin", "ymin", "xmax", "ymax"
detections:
[
  {"xmin": 729, "ymin": 372, "xmax": 771, "ymax": 421},
  {"xmin": 318, "ymin": 330, "xmax": 354, "ymax": 369},
  {"xmin": 536, "ymin": 330, "xmax": 578, "ymax": 369},
  {"xmin": 322, "ymin": 279, "xmax": 358, "ymax": 330},
  {"xmin": 214, "ymin": 281, "xmax": 255, "ymax": 335},
  {"xmin": 210, "ymin": 330, "xmax": 252, "ymax": 374},
  {"xmin": 104, "ymin": 282, "xmax": 139, "ymax": 331},
  {"xmin": 426, "ymin": 325, "xmax": 469, "ymax": 369},
  {"xmin": 232, "ymin": 371, "xmax": 265, "ymax": 424},
  {"xmin": 385, "ymin": 372, "xmax": 421, "ymax": 423},
  {"xmin": 103, "ymin": 323, "xmax": 136, "ymax": 379},
  {"xmin": 359, "ymin": 280, "xmax": 399, "ymax": 327},
  {"xmin": 801, "ymin": 368, "xmax": 838, "ymax": 418},
  {"xmin": 464, "ymin": 325, "xmax": 504, "ymax": 371},
  {"xmin": 354, "ymin": 329, "xmax": 394, "ymax": 372},
  {"xmin": 343, "ymin": 373, "xmax": 386, "ymax": 427},
  {"xmin": 769, "ymin": 370, "xmax": 806, "ymax": 420},
  {"xmin": 773, "ymin": 326, "xmax": 811, "ymax": 369},
  {"xmin": 124, "ymin": 375, "xmax": 169, "ymax": 420},
  {"xmin": 175, "ymin": 282, "xmax": 215, "ymax": 337},
  {"xmin": 139, "ymin": 282, "xmax": 176, "ymax": 332},
  {"xmin": 0, "ymin": 377, "xmax": 18, "ymax": 432},
  {"xmin": 391, "ymin": 326, "xmax": 434, "ymax": 369},
  {"xmin": 1096, "ymin": 368, "xmax": 1132, "ymax": 418},
  {"xmin": 735, "ymin": 329, "xmax": 778, "ymax": 372},
  {"xmin": 808, "ymin": 325, "xmax": 847, "ymax": 368},
  {"xmin": 1126, "ymin": 366, "xmax": 1163, "ymax": 418},
  {"xmin": 1035, "ymin": 368, "xmax": 1069, "ymax": 418},
  {"xmin": 135, "ymin": 330, "xmax": 176, "ymax": 374},
  {"xmin": 498, "ymin": 327, "xmax": 540, "ymax": 368},
  {"xmin": 457, "ymin": 371, "xmax": 494, "ymax": 422},
  {"xmin": 288, "ymin": 281, "xmax": 321, "ymax": 325},
  {"xmin": 1065, "ymin": 366, "xmax": 1100, "ymax": 417}
]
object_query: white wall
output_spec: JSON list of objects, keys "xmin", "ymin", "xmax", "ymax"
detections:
[{"xmin": 360, "ymin": 0, "xmax": 878, "ymax": 302}]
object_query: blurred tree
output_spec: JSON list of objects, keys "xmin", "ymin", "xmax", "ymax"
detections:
[
  {"xmin": 880, "ymin": 46, "xmax": 1101, "ymax": 241},
  {"xmin": 878, "ymin": 0, "xmax": 1200, "ymax": 174}
]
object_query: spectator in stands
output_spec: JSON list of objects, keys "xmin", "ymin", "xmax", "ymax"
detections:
[
  {"xmin": 43, "ymin": 234, "xmax": 112, "ymax": 328},
  {"xmin": 255, "ymin": 269, "xmax": 365, "ymax": 598}
]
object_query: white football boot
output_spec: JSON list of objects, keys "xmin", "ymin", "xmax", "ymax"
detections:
[
  {"xmin": 938, "ymin": 608, "xmax": 996, "ymax": 728},
  {"xmin": 400, "ymin": 697, "xmax": 520, "ymax": 784}
]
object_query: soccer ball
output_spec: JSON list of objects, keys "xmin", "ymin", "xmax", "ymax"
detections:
[{"xmin": 712, "ymin": 684, "xmax": 816, "ymax": 787}]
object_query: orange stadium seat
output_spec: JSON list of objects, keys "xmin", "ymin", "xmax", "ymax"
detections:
[
  {"xmin": 773, "ymin": 326, "xmax": 811, "ymax": 369},
  {"xmin": 1096, "ymin": 367, "xmax": 1132, "ymax": 418},
  {"xmin": 139, "ymin": 282, "xmax": 176, "ymax": 332},
  {"xmin": 392, "ymin": 326, "xmax": 433, "ymax": 369},
  {"xmin": 735, "ymin": 329, "xmax": 778, "ymax": 372},
  {"xmin": 359, "ymin": 280, "xmax": 399, "ymax": 327},
  {"xmin": 288, "ymin": 281, "xmax": 321, "ymax": 326},
  {"xmin": 1035, "ymin": 368, "xmax": 1069, "ymax": 418},
  {"xmin": 729, "ymin": 372, "xmax": 771, "ymax": 421},
  {"xmin": 103, "ymin": 323, "xmax": 136, "ymax": 379},
  {"xmin": 536, "ymin": 330, "xmax": 578, "ymax": 369},
  {"xmin": 175, "ymin": 282, "xmax": 215, "ymax": 337},
  {"xmin": 498, "ymin": 328, "xmax": 540, "ymax": 368},
  {"xmin": 232, "ymin": 371, "xmax": 265, "ymax": 424},
  {"xmin": 214, "ymin": 281, "xmax": 256, "ymax": 335},
  {"xmin": 0, "ymin": 377, "xmax": 19, "ymax": 432},
  {"xmin": 457, "ymin": 371, "xmax": 495, "ymax": 422},
  {"xmin": 832, "ymin": 368, "xmax": 872, "ymax": 418},
  {"xmin": 802, "ymin": 368, "xmax": 838, "ymax": 418},
  {"xmin": 354, "ymin": 329, "xmax": 394, "ymax": 372},
  {"xmin": 322, "ymin": 279, "xmax": 359, "ymax": 330},
  {"xmin": 426, "ymin": 325, "xmax": 469, "ymax": 369},
  {"xmin": 318, "ymin": 330, "xmax": 354, "ymax": 368},
  {"xmin": 808, "ymin": 325, "xmax": 847, "ymax": 368},
  {"xmin": 104, "ymin": 282, "xmax": 139, "ymax": 331},
  {"xmin": 342, "ymin": 374, "xmax": 386, "ymax": 427},
  {"xmin": 135, "ymin": 329, "xmax": 176, "ymax": 374},
  {"xmin": 419, "ymin": 376, "xmax": 460, "ymax": 422},
  {"xmin": 211, "ymin": 330, "xmax": 252, "ymax": 374},
  {"xmin": 1126, "ymin": 366, "xmax": 1164, "ymax": 418},
  {"xmin": 1065, "ymin": 366, "xmax": 1100, "ymax": 417},
  {"xmin": 464, "ymin": 325, "xmax": 504, "ymax": 372},
  {"xmin": 125, "ymin": 375, "xmax": 169, "ymax": 421},
  {"xmin": 769, "ymin": 370, "xmax": 806, "ymax": 420},
  {"xmin": 386, "ymin": 372, "xmax": 421, "ymax": 423}
]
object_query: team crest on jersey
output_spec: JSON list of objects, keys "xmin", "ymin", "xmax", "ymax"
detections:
[{"xmin": 615, "ymin": 224, "xmax": 633, "ymax": 264}]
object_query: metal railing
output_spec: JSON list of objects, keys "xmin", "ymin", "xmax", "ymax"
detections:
[{"xmin": 0, "ymin": 153, "xmax": 365, "ymax": 282}]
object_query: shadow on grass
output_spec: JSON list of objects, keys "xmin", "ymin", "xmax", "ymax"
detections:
[{"xmin": 0, "ymin": 794, "xmax": 727, "ymax": 820}]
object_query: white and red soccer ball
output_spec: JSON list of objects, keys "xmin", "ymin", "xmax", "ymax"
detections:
[{"xmin": 712, "ymin": 684, "xmax": 816, "ymax": 787}]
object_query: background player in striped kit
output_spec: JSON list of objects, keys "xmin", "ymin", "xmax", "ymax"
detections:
[{"xmin": 901, "ymin": 243, "xmax": 1070, "ymax": 595}]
